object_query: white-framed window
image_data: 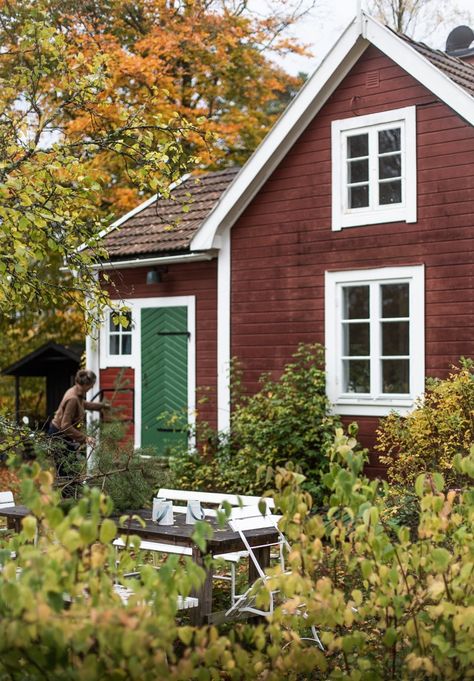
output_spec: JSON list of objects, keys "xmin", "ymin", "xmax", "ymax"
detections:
[
  {"xmin": 325, "ymin": 265, "xmax": 424, "ymax": 416},
  {"xmin": 107, "ymin": 310, "xmax": 133, "ymax": 358},
  {"xmin": 331, "ymin": 107, "xmax": 417, "ymax": 231}
]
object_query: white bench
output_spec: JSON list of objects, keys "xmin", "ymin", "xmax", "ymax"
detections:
[
  {"xmin": 0, "ymin": 491, "xmax": 15, "ymax": 510},
  {"xmin": 157, "ymin": 488, "xmax": 275, "ymax": 511}
]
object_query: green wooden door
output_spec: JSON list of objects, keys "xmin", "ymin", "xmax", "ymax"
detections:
[{"xmin": 141, "ymin": 306, "xmax": 188, "ymax": 454}]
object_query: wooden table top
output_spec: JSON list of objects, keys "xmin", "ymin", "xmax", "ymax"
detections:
[{"xmin": 0, "ymin": 505, "xmax": 279, "ymax": 554}]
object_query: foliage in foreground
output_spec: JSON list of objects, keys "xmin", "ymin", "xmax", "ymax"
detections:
[
  {"xmin": 90, "ymin": 421, "xmax": 173, "ymax": 512},
  {"xmin": 376, "ymin": 360, "xmax": 474, "ymax": 488},
  {"xmin": 0, "ymin": 0, "xmax": 202, "ymax": 318},
  {"xmin": 170, "ymin": 343, "xmax": 342, "ymax": 502},
  {"xmin": 0, "ymin": 430, "xmax": 473, "ymax": 679}
]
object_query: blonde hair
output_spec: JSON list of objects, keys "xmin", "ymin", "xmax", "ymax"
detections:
[{"xmin": 75, "ymin": 369, "xmax": 97, "ymax": 387}]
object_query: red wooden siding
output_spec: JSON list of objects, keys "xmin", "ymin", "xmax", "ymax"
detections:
[
  {"xmin": 100, "ymin": 367, "xmax": 135, "ymax": 442},
  {"xmin": 101, "ymin": 259, "xmax": 218, "ymax": 430},
  {"xmin": 230, "ymin": 46, "xmax": 474, "ymax": 471}
]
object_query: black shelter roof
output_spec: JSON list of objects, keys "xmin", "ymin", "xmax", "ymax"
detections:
[{"xmin": 2, "ymin": 342, "xmax": 83, "ymax": 378}]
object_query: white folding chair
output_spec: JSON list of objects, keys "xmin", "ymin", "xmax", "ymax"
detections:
[
  {"xmin": 0, "ymin": 491, "xmax": 15, "ymax": 511},
  {"xmin": 113, "ymin": 583, "xmax": 198, "ymax": 611},
  {"xmin": 156, "ymin": 489, "xmax": 275, "ymax": 607},
  {"xmin": 0, "ymin": 491, "xmax": 17, "ymax": 559},
  {"xmin": 225, "ymin": 506, "xmax": 324, "ymax": 650}
]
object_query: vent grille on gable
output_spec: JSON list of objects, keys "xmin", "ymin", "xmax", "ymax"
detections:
[{"xmin": 366, "ymin": 71, "xmax": 380, "ymax": 88}]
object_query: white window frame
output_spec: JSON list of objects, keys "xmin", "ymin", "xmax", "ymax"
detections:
[
  {"xmin": 106, "ymin": 309, "xmax": 133, "ymax": 361},
  {"xmin": 331, "ymin": 107, "xmax": 417, "ymax": 231},
  {"xmin": 325, "ymin": 265, "xmax": 424, "ymax": 416},
  {"xmin": 99, "ymin": 296, "xmax": 196, "ymax": 449}
]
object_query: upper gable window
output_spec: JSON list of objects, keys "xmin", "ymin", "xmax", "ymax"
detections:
[{"xmin": 331, "ymin": 107, "xmax": 417, "ymax": 231}]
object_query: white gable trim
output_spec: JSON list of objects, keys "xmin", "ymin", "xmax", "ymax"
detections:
[
  {"xmin": 191, "ymin": 18, "xmax": 367, "ymax": 251},
  {"xmin": 362, "ymin": 17, "xmax": 474, "ymax": 127},
  {"xmin": 190, "ymin": 12, "xmax": 474, "ymax": 251}
]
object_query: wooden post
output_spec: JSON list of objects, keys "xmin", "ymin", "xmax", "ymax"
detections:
[
  {"xmin": 15, "ymin": 375, "xmax": 20, "ymax": 424},
  {"xmin": 191, "ymin": 545, "xmax": 214, "ymax": 625},
  {"xmin": 249, "ymin": 546, "xmax": 270, "ymax": 584}
]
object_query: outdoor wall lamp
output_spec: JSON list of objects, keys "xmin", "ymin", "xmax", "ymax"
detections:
[{"xmin": 146, "ymin": 266, "xmax": 168, "ymax": 285}]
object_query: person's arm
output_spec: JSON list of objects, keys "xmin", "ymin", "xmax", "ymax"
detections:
[
  {"xmin": 58, "ymin": 398, "xmax": 87, "ymax": 443},
  {"xmin": 84, "ymin": 401, "xmax": 103, "ymax": 412}
]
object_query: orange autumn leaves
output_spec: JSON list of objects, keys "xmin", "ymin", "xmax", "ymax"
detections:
[{"xmin": 49, "ymin": 0, "xmax": 311, "ymax": 214}]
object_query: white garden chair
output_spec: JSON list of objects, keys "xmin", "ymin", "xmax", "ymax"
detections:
[
  {"xmin": 225, "ymin": 506, "xmax": 324, "ymax": 650},
  {"xmin": 155, "ymin": 489, "xmax": 275, "ymax": 607},
  {"xmin": 0, "ymin": 491, "xmax": 17, "ymax": 558},
  {"xmin": 112, "ymin": 583, "xmax": 198, "ymax": 611},
  {"xmin": 0, "ymin": 491, "xmax": 15, "ymax": 511}
]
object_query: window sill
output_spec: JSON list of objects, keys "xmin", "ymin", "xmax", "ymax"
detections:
[
  {"xmin": 99, "ymin": 356, "xmax": 134, "ymax": 369},
  {"xmin": 331, "ymin": 397, "xmax": 417, "ymax": 417},
  {"xmin": 333, "ymin": 206, "xmax": 415, "ymax": 231}
]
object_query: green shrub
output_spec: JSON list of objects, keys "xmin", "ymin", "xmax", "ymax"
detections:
[
  {"xmin": 1, "ymin": 427, "xmax": 473, "ymax": 679},
  {"xmin": 269, "ymin": 432, "xmax": 474, "ymax": 679},
  {"xmin": 90, "ymin": 421, "xmax": 172, "ymax": 511},
  {"xmin": 376, "ymin": 360, "xmax": 474, "ymax": 487},
  {"xmin": 170, "ymin": 343, "xmax": 343, "ymax": 503}
]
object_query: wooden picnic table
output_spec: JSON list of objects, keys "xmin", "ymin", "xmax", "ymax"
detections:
[{"xmin": 0, "ymin": 504, "xmax": 279, "ymax": 625}]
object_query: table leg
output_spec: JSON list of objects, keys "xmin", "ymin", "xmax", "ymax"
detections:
[
  {"xmin": 249, "ymin": 546, "xmax": 270, "ymax": 584},
  {"xmin": 191, "ymin": 546, "xmax": 214, "ymax": 625},
  {"xmin": 7, "ymin": 518, "xmax": 21, "ymax": 533}
]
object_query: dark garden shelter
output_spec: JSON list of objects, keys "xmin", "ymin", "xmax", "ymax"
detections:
[{"xmin": 2, "ymin": 342, "xmax": 83, "ymax": 427}]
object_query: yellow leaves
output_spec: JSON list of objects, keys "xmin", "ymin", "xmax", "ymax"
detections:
[
  {"xmin": 406, "ymin": 654, "xmax": 436, "ymax": 674},
  {"xmin": 21, "ymin": 515, "xmax": 37, "ymax": 542}
]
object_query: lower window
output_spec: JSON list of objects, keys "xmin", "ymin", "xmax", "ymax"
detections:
[{"xmin": 325, "ymin": 265, "xmax": 424, "ymax": 416}]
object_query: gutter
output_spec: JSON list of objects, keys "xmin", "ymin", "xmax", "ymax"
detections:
[{"xmin": 91, "ymin": 251, "xmax": 216, "ymax": 271}]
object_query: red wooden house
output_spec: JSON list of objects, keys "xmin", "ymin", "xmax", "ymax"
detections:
[{"xmin": 87, "ymin": 14, "xmax": 474, "ymax": 475}]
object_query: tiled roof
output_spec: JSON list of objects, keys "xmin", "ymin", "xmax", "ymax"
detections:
[
  {"xmin": 395, "ymin": 31, "xmax": 474, "ymax": 97},
  {"xmin": 102, "ymin": 167, "xmax": 240, "ymax": 259}
]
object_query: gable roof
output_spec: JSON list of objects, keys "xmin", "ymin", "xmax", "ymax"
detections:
[
  {"xmin": 2, "ymin": 342, "xmax": 83, "ymax": 377},
  {"xmin": 101, "ymin": 167, "xmax": 239, "ymax": 260},
  {"xmin": 190, "ymin": 12, "xmax": 474, "ymax": 251}
]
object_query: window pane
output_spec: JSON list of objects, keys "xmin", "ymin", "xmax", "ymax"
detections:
[
  {"xmin": 382, "ymin": 359, "xmax": 409, "ymax": 393},
  {"xmin": 379, "ymin": 154, "xmax": 401, "ymax": 179},
  {"xmin": 109, "ymin": 335, "xmax": 120, "ymax": 355},
  {"xmin": 348, "ymin": 159, "xmax": 369, "ymax": 183},
  {"xmin": 349, "ymin": 184, "xmax": 369, "ymax": 208},
  {"xmin": 347, "ymin": 133, "xmax": 368, "ymax": 158},
  {"xmin": 379, "ymin": 180, "xmax": 401, "ymax": 205},
  {"xmin": 343, "ymin": 286, "xmax": 369, "ymax": 319},
  {"xmin": 382, "ymin": 283, "xmax": 409, "ymax": 318},
  {"xmin": 121, "ymin": 334, "xmax": 132, "ymax": 355},
  {"xmin": 379, "ymin": 128, "xmax": 401, "ymax": 153},
  {"xmin": 343, "ymin": 360, "xmax": 370, "ymax": 393},
  {"xmin": 382, "ymin": 321, "xmax": 409, "ymax": 355},
  {"xmin": 343, "ymin": 323, "xmax": 370, "ymax": 356}
]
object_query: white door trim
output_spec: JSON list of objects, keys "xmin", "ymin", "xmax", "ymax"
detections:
[{"xmin": 98, "ymin": 295, "xmax": 196, "ymax": 449}]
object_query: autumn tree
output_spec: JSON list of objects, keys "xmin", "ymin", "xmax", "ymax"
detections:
[
  {"xmin": 0, "ymin": 0, "xmax": 207, "ymax": 417},
  {"xmin": 41, "ymin": 0, "xmax": 313, "ymax": 214},
  {"xmin": 0, "ymin": 0, "xmax": 314, "ymax": 410}
]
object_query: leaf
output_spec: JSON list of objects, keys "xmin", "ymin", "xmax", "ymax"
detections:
[
  {"xmin": 415, "ymin": 474, "xmax": 426, "ymax": 498},
  {"xmin": 21, "ymin": 515, "xmax": 37, "ymax": 541},
  {"xmin": 178, "ymin": 626, "xmax": 194, "ymax": 646},
  {"xmin": 99, "ymin": 519, "xmax": 117, "ymax": 544},
  {"xmin": 431, "ymin": 548, "xmax": 451, "ymax": 572}
]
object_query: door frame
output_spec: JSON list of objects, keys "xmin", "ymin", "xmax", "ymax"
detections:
[{"xmin": 99, "ymin": 296, "xmax": 196, "ymax": 449}]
